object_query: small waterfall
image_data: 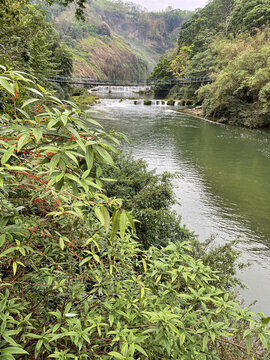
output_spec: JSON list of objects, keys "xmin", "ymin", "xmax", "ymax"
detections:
[{"xmin": 90, "ymin": 85, "xmax": 151, "ymax": 94}]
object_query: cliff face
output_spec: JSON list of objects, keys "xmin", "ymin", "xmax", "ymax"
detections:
[
  {"xmin": 50, "ymin": 1, "xmax": 192, "ymax": 79},
  {"xmin": 71, "ymin": 34, "xmax": 149, "ymax": 79}
]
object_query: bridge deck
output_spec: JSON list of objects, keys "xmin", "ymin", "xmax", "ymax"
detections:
[{"xmin": 48, "ymin": 76, "xmax": 212, "ymax": 87}]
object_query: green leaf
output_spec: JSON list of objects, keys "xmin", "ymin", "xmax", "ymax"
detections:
[
  {"xmin": 110, "ymin": 210, "xmax": 120, "ymax": 241},
  {"xmin": 179, "ymin": 333, "xmax": 186, "ymax": 346},
  {"xmin": 94, "ymin": 206, "xmax": 110, "ymax": 231},
  {"xmin": 37, "ymin": 84, "xmax": 47, "ymax": 93},
  {"xmin": 261, "ymin": 316, "xmax": 270, "ymax": 326},
  {"xmin": 13, "ymin": 262, "xmax": 17, "ymax": 275},
  {"xmin": 1, "ymin": 146, "xmax": 16, "ymax": 165},
  {"xmin": 108, "ymin": 352, "xmax": 124, "ymax": 359},
  {"xmin": 33, "ymin": 128, "xmax": 43, "ymax": 143},
  {"xmin": 119, "ymin": 211, "xmax": 127, "ymax": 239},
  {"xmin": 85, "ymin": 146, "xmax": 94, "ymax": 170},
  {"xmin": 27, "ymin": 87, "xmax": 43, "ymax": 97},
  {"xmin": 0, "ymin": 247, "xmax": 17, "ymax": 258},
  {"xmin": 0, "ymin": 347, "xmax": 28, "ymax": 355},
  {"xmin": 17, "ymin": 133, "xmax": 30, "ymax": 152},
  {"xmin": 59, "ymin": 237, "xmax": 65, "ymax": 250},
  {"xmin": 135, "ymin": 345, "xmax": 148, "ymax": 357},
  {"xmin": 22, "ymin": 98, "xmax": 40, "ymax": 109},
  {"xmin": 17, "ymin": 108, "xmax": 30, "ymax": 119},
  {"xmin": 202, "ymin": 334, "xmax": 208, "ymax": 352},
  {"xmin": 142, "ymin": 258, "xmax": 147, "ymax": 274},
  {"xmin": 95, "ymin": 145, "xmax": 114, "ymax": 166},
  {"xmin": 126, "ymin": 212, "xmax": 136, "ymax": 232},
  {"xmin": 49, "ymin": 154, "xmax": 60, "ymax": 174},
  {"xmin": 0, "ymin": 77, "xmax": 14, "ymax": 95},
  {"xmin": 245, "ymin": 335, "xmax": 251, "ymax": 355},
  {"xmin": 65, "ymin": 152, "xmax": 79, "ymax": 166},
  {"xmin": 79, "ymin": 256, "xmax": 92, "ymax": 266},
  {"xmin": 259, "ymin": 333, "xmax": 268, "ymax": 350},
  {"xmin": 0, "ymin": 234, "xmax": 5, "ymax": 247}
]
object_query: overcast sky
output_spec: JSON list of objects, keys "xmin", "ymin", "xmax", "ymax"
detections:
[{"xmin": 124, "ymin": 0, "xmax": 209, "ymax": 11}]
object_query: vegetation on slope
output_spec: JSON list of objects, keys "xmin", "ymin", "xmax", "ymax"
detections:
[
  {"xmin": 1, "ymin": 66, "xmax": 270, "ymax": 360},
  {"xmin": 0, "ymin": 1, "xmax": 73, "ymax": 98},
  {"xmin": 47, "ymin": 0, "xmax": 192, "ymax": 79},
  {"xmin": 150, "ymin": 0, "xmax": 270, "ymax": 128}
]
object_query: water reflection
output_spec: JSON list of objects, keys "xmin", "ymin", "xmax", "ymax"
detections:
[{"xmin": 94, "ymin": 99, "xmax": 270, "ymax": 313}]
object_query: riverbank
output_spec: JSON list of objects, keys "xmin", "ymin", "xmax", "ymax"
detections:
[
  {"xmin": 180, "ymin": 107, "xmax": 203, "ymax": 117},
  {"xmin": 70, "ymin": 87, "xmax": 100, "ymax": 107},
  {"xmin": 178, "ymin": 107, "xmax": 221, "ymax": 125}
]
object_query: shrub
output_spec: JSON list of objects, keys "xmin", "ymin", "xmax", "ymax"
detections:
[
  {"xmin": 179, "ymin": 98, "xmax": 193, "ymax": 106},
  {"xmin": 144, "ymin": 99, "xmax": 152, "ymax": 105},
  {"xmin": 0, "ymin": 67, "xmax": 270, "ymax": 359},
  {"xmin": 167, "ymin": 98, "xmax": 175, "ymax": 105}
]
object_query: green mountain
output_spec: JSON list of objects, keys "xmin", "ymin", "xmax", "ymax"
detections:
[
  {"xmin": 48, "ymin": 0, "xmax": 192, "ymax": 79},
  {"xmin": 151, "ymin": 0, "xmax": 270, "ymax": 128}
]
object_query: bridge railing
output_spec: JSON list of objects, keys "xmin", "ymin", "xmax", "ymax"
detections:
[{"xmin": 47, "ymin": 75, "xmax": 212, "ymax": 86}]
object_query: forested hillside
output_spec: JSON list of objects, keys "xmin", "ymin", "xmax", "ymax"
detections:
[
  {"xmin": 151, "ymin": 0, "xmax": 270, "ymax": 128},
  {"xmin": 1, "ymin": 0, "xmax": 192, "ymax": 84},
  {"xmin": 47, "ymin": 0, "xmax": 192, "ymax": 79}
]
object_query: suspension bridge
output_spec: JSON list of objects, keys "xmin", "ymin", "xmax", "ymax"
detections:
[{"xmin": 48, "ymin": 75, "xmax": 212, "ymax": 87}]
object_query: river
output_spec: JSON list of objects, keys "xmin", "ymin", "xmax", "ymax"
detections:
[{"xmin": 93, "ymin": 93, "xmax": 270, "ymax": 314}]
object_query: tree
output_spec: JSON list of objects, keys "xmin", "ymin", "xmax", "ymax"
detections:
[
  {"xmin": 0, "ymin": 3, "xmax": 73, "ymax": 85},
  {"xmin": 1, "ymin": 0, "xmax": 88, "ymax": 19},
  {"xmin": 229, "ymin": 0, "xmax": 270, "ymax": 34},
  {"xmin": 170, "ymin": 46, "xmax": 193, "ymax": 77},
  {"xmin": 178, "ymin": 0, "xmax": 234, "ymax": 52},
  {"xmin": 149, "ymin": 52, "xmax": 175, "ymax": 80},
  {"xmin": 197, "ymin": 28, "xmax": 270, "ymax": 127}
]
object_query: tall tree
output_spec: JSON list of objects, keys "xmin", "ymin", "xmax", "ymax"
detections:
[{"xmin": 229, "ymin": 0, "xmax": 270, "ymax": 34}]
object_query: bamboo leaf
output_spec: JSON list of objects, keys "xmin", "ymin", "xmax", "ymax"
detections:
[
  {"xmin": 13, "ymin": 262, "xmax": 17, "ymax": 275},
  {"xmin": 1, "ymin": 145, "xmax": 16, "ymax": 165},
  {"xmin": 85, "ymin": 146, "xmax": 94, "ymax": 171},
  {"xmin": 119, "ymin": 211, "xmax": 127, "ymax": 239},
  {"xmin": 246, "ymin": 335, "xmax": 251, "ymax": 355},
  {"xmin": 95, "ymin": 145, "xmax": 114, "ymax": 166},
  {"xmin": 142, "ymin": 258, "xmax": 147, "ymax": 274},
  {"xmin": 22, "ymin": 98, "xmax": 40, "ymax": 108},
  {"xmin": 33, "ymin": 128, "xmax": 43, "ymax": 143},
  {"xmin": 0, "ymin": 234, "xmax": 5, "ymax": 247},
  {"xmin": 59, "ymin": 237, "xmax": 65, "ymax": 250},
  {"xmin": 0, "ymin": 77, "xmax": 14, "ymax": 95},
  {"xmin": 17, "ymin": 133, "xmax": 30, "ymax": 152},
  {"xmin": 94, "ymin": 206, "xmax": 110, "ymax": 230},
  {"xmin": 110, "ymin": 210, "xmax": 120, "ymax": 241},
  {"xmin": 202, "ymin": 334, "xmax": 208, "ymax": 352}
]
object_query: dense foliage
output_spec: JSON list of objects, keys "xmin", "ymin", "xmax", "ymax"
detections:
[
  {"xmin": 198, "ymin": 29, "xmax": 270, "ymax": 127},
  {"xmin": 1, "ymin": 0, "xmax": 87, "ymax": 19},
  {"xmin": 150, "ymin": 0, "xmax": 270, "ymax": 128},
  {"xmin": 1, "ymin": 68, "xmax": 270, "ymax": 359},
  {"xmin": 102, "ymin": 154, "xmax": 190, "ymax": 249},
  {"xmin": 0, "ymin": 1, "xmax": 73, "ymax": 97}
]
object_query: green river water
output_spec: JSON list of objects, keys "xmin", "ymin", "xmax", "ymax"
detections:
[{"xmin": 94, "ymin": 96, "xmax": 270, "ymax": 314}]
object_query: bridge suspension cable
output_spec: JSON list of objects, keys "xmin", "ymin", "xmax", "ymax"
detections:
[{"xmin": 47, "ymin": 76, "xmax": 212, "ymax": 87}]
